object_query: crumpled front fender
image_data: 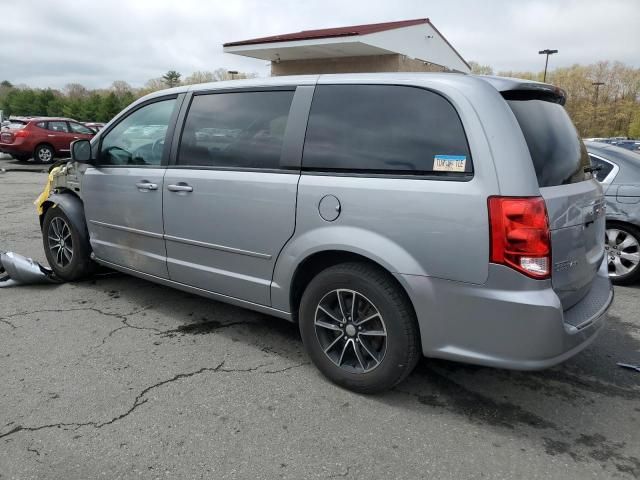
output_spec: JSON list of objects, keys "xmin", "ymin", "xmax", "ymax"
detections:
[{"xmin": 39, "ymin": 193, "xmax": 90, "ymax": 245}]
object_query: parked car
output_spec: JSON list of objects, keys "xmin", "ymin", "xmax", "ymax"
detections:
[
  {"xmin": 610, "ymin": 140, "xmax": 640, "ymax": 153},
  {"xmin": 587, "ymin": 141, "xmax": 640, "ymax": 284},
  {"xmin": 84, "ymin": 122, "xmax": 105, "ymax": 132},
  {"xmin": 38, "ymin": 74, "xmax": 612, "ymax": 393},
  {"xmin": 0, "ymin": 117, "xmax": 95, "ymax": 162},
  {"xmin": 1, "ymin": 118, "xmax": 29, "ymax": 131}
]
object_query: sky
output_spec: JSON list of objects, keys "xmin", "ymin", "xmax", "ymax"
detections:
[{"xmin": 1, "ymin": 0, "xmax": 639, "ymax": 89}]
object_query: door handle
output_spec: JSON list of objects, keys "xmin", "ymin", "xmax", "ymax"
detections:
[
  {"xmin": 167, "ymin": 184, "xmax": 193, "ymax": 193},
  {"xmin": 136, "ymin": 181, "xmax": 158, "ymax": 191},
  {"xmin": 48, "ymin": 134, "xmax": 56, "ymax": 137}
]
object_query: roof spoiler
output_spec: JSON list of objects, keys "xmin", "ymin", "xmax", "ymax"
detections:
[{"xmin": 478, "ymin": 76, "xmax": 567, "ymax": 105}]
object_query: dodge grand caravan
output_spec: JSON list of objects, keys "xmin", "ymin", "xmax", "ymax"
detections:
[{"xmin": 38, "ymin": 74, "xmax": 613, "ymax": 393}]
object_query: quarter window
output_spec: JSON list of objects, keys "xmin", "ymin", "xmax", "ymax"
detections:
[
  {"xmin": 589, "ymin": 155, "xmax": 615, "ymax": 182},
  {"xmin": 302, "ymin": 85, "xmax": 472, "ymax": 175},
  {"xmin": 99, "ymin": 98, "xmax": 176, "ymax": 166},
  {"xmin": 177, "ymin": 91, "xmax": 294, "ymax": 169}
]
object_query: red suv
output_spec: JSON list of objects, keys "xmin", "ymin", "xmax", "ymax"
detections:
[{"xmin": 0, "ymin": 117, "xmax": 95, "ymax": 163}]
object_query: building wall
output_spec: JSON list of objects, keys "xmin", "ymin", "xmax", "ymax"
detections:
[{"xmin": 271, "ymin": 53, "xmax": 448, "ymax": 76}]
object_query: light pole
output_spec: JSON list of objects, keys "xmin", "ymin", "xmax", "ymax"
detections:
[
  {"xmin": 538, "ymin": 49, "xmax": 558, "ymax": 82},
  {"xmin": 227, "ymin": 70, "xmax": 238, "ymax": 80},
  {"xmin": 591, "ymin": 81, "xmax": 605, "ymax": 134}
]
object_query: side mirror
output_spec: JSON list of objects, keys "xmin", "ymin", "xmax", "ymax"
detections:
[{"xmin": 71, "ymin": 139, "xmax": 92, "ymax": 163}]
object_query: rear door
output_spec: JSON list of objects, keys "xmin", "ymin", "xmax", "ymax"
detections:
[
  {"xmin": 507, "ymin": 98, "xmax": 605, "ymax": 309},
  {"xmin": 82, "ymin": 96, "xmax": 181, "ymax": 278},
  {"xmin": 162, "ymin": 88, "xmax": 307, "ymax": 305},
  {"xmin": 46, "ymin": 121, "xmax": 72, "ymax": 153}
]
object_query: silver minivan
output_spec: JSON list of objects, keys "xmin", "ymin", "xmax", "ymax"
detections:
[{"xmin": 39, "ymin": 73, "xmax": 613, "ymax": 393}]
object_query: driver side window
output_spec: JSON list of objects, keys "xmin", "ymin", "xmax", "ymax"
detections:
[{"xmin": 99, "ymin": 98, "xmax": 177, "ymax": 166}]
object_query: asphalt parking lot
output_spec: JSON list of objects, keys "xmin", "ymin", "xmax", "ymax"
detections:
[{"xmin": 1, "ymin": 163, "xmax": 639, "ymax": 479}]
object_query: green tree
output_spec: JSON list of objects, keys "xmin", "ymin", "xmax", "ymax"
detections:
[
  {"xmin": 629, "ymin": 111, "xmax": 640, "ymax": 138},
  {"xmin": 97, "ymin": 92, "xmax": 120, "ymax": 122},
  {"xmin": 162, "ymin": 70, "xmax": 182, "ymax": 88},
  {"xmin": 83, "ymin": 93, "xmax": 103, "ymax": 121},
  {"xmin": 46, "ymin": 97, "xmax": 66, "ymax": 117},
  {"xmin": 118, "ymin": 91, "xmax": 135, "ymax": 111},
  {"xmin": 62, "ymin": 98, "xmax": 85, "ymax": 120}
]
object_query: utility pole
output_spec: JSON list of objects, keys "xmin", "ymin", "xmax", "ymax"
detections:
[
  {"xmin": 591, "ymin": 81, "xmax": 605, "ymax": 135},
  {"xmin": 538, "ymin": 49, "xmax": 558, "ymax": 82}
]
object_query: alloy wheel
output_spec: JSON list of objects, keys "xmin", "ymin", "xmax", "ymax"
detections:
[
  {"xmin": 314, "ymin": 289, "xmax": 387, "ymax": 374},
  {"xmin": 606, "ymin": 228, "xmax": 640, "ymax": 277},
  {"xmin": 47, "ymin": 217, "xmax": 73, "ymax": 268},
  {"xmin": 38, "ymin": 147, "xmax": 52, "ymax": 162}
]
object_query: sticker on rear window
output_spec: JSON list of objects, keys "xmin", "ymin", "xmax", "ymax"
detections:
[{"xmin": 433, "ymin": 155, "xmax": 466, "ymax": 172}]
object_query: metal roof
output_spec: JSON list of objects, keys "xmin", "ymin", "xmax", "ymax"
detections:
[{"xmin": 223, "ymin": 18, "xmax": 429, "ymax": 47}]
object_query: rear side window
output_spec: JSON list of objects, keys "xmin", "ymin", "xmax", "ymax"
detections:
[
  {"xmin": 48, "ymin": 121, "xmax": 69, "ymax": 133},
  {"xmin": 178, "ymin": 91, "xmax": 294, "ymax": 169},
  {"xmin": 588, "ymin": 155, "xmax": 615, "ymax": 182},
  {"xmin": 302, "ymin": 85, "xmax": 472, "ymax": 176},
  {"xmin": 507, "ymin": 99, "xmax": 588, "ymax": 187}
]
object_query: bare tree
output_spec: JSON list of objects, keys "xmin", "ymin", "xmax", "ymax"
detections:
[
  {"xmin": 182, "ymin": 71, "xmax": 215, "ymax": 85},
  {"xmin": 468, "ymin": 61, "xmax": 494, "ymax": 75},
  {"xmin": 64, "ymin": 83, "xmax": 88, "ymax": 99},
  {"xmin": 110, "ymin": 80, "xmax": 133, "ymax": 96}
]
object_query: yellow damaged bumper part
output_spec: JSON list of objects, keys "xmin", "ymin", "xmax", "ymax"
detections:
[{"xmin": 34, "ymin": 166, "xmax": 63, "ymax": 216}]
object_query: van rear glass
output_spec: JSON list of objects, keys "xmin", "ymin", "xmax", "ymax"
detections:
[{"xmin": 506, "ymin": 98, "xmax": 588, "ymax": 187}]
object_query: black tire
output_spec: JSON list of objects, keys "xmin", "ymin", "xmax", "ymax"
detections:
[
  {"xmin": 606, "ymin": 221, "xmax": 640, "ymax": 285},
  {"xmin": 34, "ymin": 144, "xmax": 55, "ymax": 164},
  {"xmin": 42, "ymin": 207, "xmax": 94, "ymax": 281},
  {"xmin": 299, "ymin": 262, "xmax": 420, "ymax": 394}
]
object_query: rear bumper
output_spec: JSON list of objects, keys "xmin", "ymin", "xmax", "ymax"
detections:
[
  {"xmin": 0, "ymin": 142, "xmax": 29, "ymax": 156},
  {"xmin": 399, "ymin": 260, "xmax": 613, "ymax": 370}
]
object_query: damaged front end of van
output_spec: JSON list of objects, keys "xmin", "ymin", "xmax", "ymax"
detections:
[{"xmin": 1, "ymin": 160, "xmax": 84, "ymax": 287}]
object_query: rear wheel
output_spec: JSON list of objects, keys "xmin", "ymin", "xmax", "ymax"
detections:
[
  {"xmin": 42, "ymin": 207, "xmax": 93, "ymax": 281},
  {"xmin": 299, "ymin": 262, "xmax": 420, "ymax": 393},
  {"xmin": 606, "ymin": 222, "xmax": 640, "ymax": 285},
  {"xmin": 34, "ymin": 144, "xmax": 54, "ymax": 164}
]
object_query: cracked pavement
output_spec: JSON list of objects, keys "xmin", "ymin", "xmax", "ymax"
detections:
[{"xmin": 1, "ymin": 169, "xmax": 639, "ymax": 479}]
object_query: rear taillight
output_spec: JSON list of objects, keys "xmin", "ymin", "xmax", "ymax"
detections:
[
  {"xmin": 14, "ymin": 129, "xmax": 29, "ymax": 138},
  {"xmin": 488, "ymin": 196, "xmax": 551, "ymax": 279}
]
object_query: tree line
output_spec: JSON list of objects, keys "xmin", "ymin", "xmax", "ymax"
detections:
[
  {"xmin": 469, "ymin": 60, "xmax": 640, "ymax": 138},
  {"xmin": 0, "ymin": 69, "xmax": 255, "ymax": 123},
  {"xmin": 2, "ymin": 63, "xmax": 638, "ymax": 138}
]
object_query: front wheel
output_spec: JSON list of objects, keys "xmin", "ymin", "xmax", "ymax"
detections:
[
  {"xmin": 299, "ymin": 262, "xmax": 420, "ymax": 393},
  {"xmin": 606, "ymin": 222, "xmax": 640, "ymax": 285},
  {"xmin": 42, "ymin": 207, "xmax": 94, "ymax": 281}
]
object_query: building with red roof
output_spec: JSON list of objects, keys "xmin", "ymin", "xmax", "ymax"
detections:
[{"xmin": 223, "ymin": 18, "xmax": 470, "ymax": 76}]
